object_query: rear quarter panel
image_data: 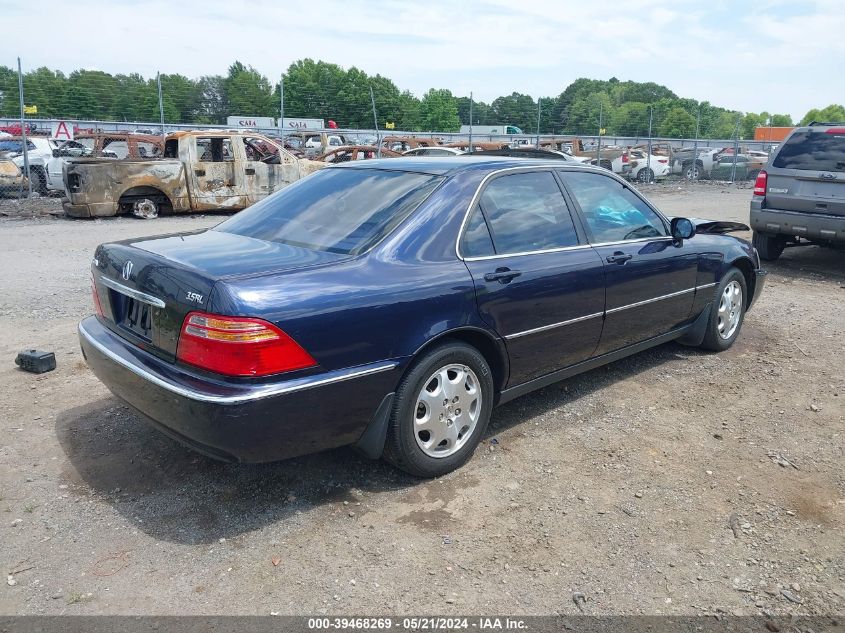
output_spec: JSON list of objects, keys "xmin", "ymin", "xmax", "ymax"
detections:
[{"xmin": 208, "ymin": 170, "xmax": 496, "ymax": 382}]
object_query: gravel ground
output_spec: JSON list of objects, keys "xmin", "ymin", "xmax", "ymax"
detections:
[{"xmin": 0, "ymin": 185, "xmax": 842, "ymax": 616}]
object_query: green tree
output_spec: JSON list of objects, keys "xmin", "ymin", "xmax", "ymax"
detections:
[
  {"xmin": 419, "ymin": 88, "xmax": 460, "ymax": 132},
  {"xmin": 490, "ymin": 92, "xmax": 538, "ymax": 132},
  {"xmin": 609, "ymin": 102, "xmax": 649, "ymax": 136},
  {"xmin": 225, "ymin": 62, "xmax": 273, "ymax": 117},
  {"xmin": 658, "ymin": 106, "xmax": 696, "ymax": 138},
  {"xmin": 800, "ymin": 104, "xmax": 845, "ymax": 125},
  {"xmin": 564, "ymin": 92, "xmax": 613, "ymax": 135}
]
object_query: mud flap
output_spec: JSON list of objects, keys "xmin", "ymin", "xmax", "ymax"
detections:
[
  {"xmin": 353, "ymin": 393, "xmax": 395, "ymax": 459},
  {"xmin": 676, "ymin": 303, "xmax": 712, "ymax": 347}
]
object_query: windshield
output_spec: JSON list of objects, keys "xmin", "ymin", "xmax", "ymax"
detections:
[
  {"xmin": 773, "ymin": 130, "xmax": 845, "ymax": 172},
  {"xmin": 216, "ymin": 167, "xmax": 443, "ymax": 255}
]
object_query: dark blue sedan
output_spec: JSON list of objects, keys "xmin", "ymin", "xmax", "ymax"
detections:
[{"xmin": 79, "ymin": 158, "xmax": 766, "ymax": 477}]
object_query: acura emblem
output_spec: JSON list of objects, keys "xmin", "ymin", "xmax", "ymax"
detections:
[{"xmin": 122, "ymin": 260, "xmax": 133, "ymax": 281}]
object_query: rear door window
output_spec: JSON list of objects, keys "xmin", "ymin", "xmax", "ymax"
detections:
[
  {"xmin": 475, "ymin": 171, "xmax": 580, "ymax": 254},
  {"xmin": 773, "ymin": 130, "xmax": 845, "ymax": 172}
]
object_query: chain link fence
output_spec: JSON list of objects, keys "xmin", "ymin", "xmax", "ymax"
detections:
[{"xmin": 0, "ymin": 58, "xmax": 782, "ymax": 202}]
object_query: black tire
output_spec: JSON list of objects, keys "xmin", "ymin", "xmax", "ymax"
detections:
[
  {"xmin": 637, "ymin": 167, "xmax": 655, "ymax": 183},
  {"xmin": 752, "ymin": 231, "xmax": 785, "ymax": 261},
  {"xmin": 700, "ymin": 267, "xmax": 748, "ymax": 352},
  {"xmin": 29, "ymin": 166, "xmax": 47, "ymax": 195},
  {"xmin": 383, "ymin": 341, "xmax": 494, "ymax": 478},
  {"xmin": 684, "ymin": 162, "xmax": 702, "ymax": 180}
]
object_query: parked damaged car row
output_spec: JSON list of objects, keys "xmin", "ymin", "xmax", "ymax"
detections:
[{"xmin": 7, "ymin": 128, "xmax": 775, "ymax": 218}]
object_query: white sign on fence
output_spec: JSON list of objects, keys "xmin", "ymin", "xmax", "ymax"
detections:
[
  {"xmin": 226, "ymin": 116, "xmax": 276, "ymax": 129},
  {"xmin": 50, "ymin": 121, "xmax": 74, "ymax": 140},
  {"xmin": 278, "ymin": 118, "xmax": 325, "ymax": 130}
]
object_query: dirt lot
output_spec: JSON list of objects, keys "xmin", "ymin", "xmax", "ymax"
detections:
[{"xmin": 0, "ymin": 185, "xmax": 842, "ymax": 616}]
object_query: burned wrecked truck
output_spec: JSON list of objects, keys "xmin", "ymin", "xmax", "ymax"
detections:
[{"xmin": 62, "ymin": 131, "xmax": 324, "ymax": 219}]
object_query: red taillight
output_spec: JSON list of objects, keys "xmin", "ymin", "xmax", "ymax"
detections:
[
  {"xmin": 176, "ymin": 311, "xmax": 316, "ymax": 377},
  {"xmin": 91, "ymin": 277, "xmax": 104, "ymax": 317},
  {"xmin": 658, "ymin": 159, "xmax": 668, "ymax": 164},
  {"xmin": 753, "ymin": 170, "xmax": 768, "ymax": 197},
  {"xmin": 824, "ymin": 127, "xmax": 845, "ymax": 134},
  {"xmin": 622, "ymin": 152, "xmax": 629, "ymax": 164}
]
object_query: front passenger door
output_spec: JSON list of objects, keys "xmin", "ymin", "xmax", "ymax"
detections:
[{"xmin": 561, "ymin": 170, "xmax": 699, "ymax": 355}]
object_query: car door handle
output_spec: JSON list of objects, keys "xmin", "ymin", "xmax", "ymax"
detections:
[
  {"xmin": 606, "ymin": 252, "xmax": 633, "ymax": 264},
  {"xmin": 194, "ymin": 169, "xmax": 206, "ymax": 177},
  {"xmin": 245, "ymin": 168, "xmax": 255, "ymax": 175},
  {"xmin": 484, "ymin": 268, "xmax": 522, "ymax": 283}
]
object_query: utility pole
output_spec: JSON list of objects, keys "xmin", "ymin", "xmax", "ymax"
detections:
[
  {"xmin": 536, "ymin": 98, "xmax": 542, "ymax": 149},
  {"xmin": 468, "ymin": 92, "xmax": 473, "ymax": 153},
  {"xmin": 156, "ymin": 72, "xmax": 165, "ymax": 138},
  {"xmin": 370, "ymin": 86, "xmax": 380, "ymax": 158},
  {"xmin": 17, "ymin": 57, "xmax": 31, "ymax": 197}
]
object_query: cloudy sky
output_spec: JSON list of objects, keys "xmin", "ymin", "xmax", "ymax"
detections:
[{"xmin": 6, "ymin": 0, "xmax": 843, "ymax": 120}]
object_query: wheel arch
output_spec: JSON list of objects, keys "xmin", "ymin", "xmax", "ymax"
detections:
[
  {"xmin": 729, "ymin": 256, "xmax": 757, "ymax": 308},
  {"xmin": 118, "ymin": 185, "xmax": 174, "ymax": 210},
  {"xmin": 411, "ymin": 326, "xmax": 509, "ymax": 398}
]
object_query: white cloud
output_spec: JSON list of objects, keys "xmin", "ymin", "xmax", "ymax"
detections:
[{"xmin": 2, "ymin": 0, "xmax": 840, "ymax": 120}]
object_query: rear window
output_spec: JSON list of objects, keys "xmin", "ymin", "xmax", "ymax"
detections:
[
  {"xmin": 772, "ymin": 130, "xmax": 845, "ymax": 172},
  {"xmin": 216, "ymin": 168, "xmax": 443, "ymax": 255}
]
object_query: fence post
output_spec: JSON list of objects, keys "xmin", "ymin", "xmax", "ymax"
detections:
[
  {"xmin": 646, "ymin": 107, "xmax": 653, "ymax": 182},
  {"xmin": 17, "ymin": 57, "xmax": 32, "ymax": 197},
  {"xmin": 370, "ymin": 86, "xmax": 380, "ymax": 158},
  {"xmin": 279, "ymin": 74, "xmax": 285, "ymax": 132},
  {"xmin": 731, "ymin": 114, "xmax": 741, "ymax": 182},
  {"xmin": 596, "ymin": 101, "xmax": 603, "ymax": 166},
  {"xmin": 468, "ymin": 92, "xmax": 473, "ymax": 153},
  {"xmin": 691, "ymin": 107, "xmax": 700, "ymax": 180},
  {"xmin": 536, "ymin": 98, "xmax": 541, "ymax": 149},
  {"xmin": 156, "ymin": 72, "xmax": 165, "ymax": 138}
]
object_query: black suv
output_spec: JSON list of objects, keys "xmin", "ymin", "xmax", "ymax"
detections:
[{"xmin": 750, "ymin": 122, "xmax": 845, "ymax": 260}]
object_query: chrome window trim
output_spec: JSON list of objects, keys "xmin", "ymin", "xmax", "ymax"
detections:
[
  {"xmin": 504, "ymin": 311, "xmax": 604, "ymax": 340},
  {"xmin": 589, "ymin": 236, "xmax": 674, "ymax": 248},
  {"xmin": 455, "ymin": 165, "xmax": 580, "ymax": 261},
  {"xmin": 454, "ymin": 166, "xmax": 675, "ymax": 261},
  {"xmin": 99, "ymin": 276, "xmax": 166, "ymax": 308},
  {"xmin": 464, "ymin": 243, "xmax": 591, "ymax": 262},
  {"xmin": 79, "ymin": 321, "xmax": 398, "ymax": 405}
]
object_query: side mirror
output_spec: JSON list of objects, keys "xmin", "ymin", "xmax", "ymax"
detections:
[{"xmin": 671, "ymin": 217, "xmax": 696, "ymax": 241}]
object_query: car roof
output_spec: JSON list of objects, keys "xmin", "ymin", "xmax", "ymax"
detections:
[{"xmin": 333, "ymin": 155, "xmax": 599, "ymax": 176}]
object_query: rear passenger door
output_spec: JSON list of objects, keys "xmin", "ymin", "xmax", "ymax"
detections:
[
  {"xmin": 560, "ymin": 170, "xmax": 699, "ymax": 355},
  {"xmin": 461, "ymin": 169, "xmax": 606, "ymax": 386}
]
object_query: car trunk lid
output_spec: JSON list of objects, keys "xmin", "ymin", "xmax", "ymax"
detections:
[{"xmin": 92, "ymin": 230, "xmax": 348, "ymax": 361}]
